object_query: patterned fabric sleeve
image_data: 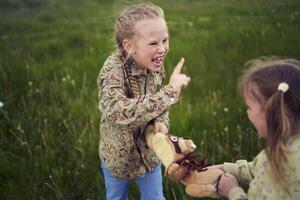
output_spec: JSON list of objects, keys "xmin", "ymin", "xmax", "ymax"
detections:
[
  {"xmin": 224, "ymin": 160, "xmax": 255, "ymax": 185},
  {"xmin": 224, "ymin": 160, "xmax": 255, "ymax": 200},
  {"xmin": 228, "ymin": 187, "xmax": 248, "ymax": 200},
  {"xmin": 97, "ymin": 57, "xmax": 179, "ymax": 129},
  {"xmin": 153, "ymin": 64, "xmax": 170, "ymax": 129},
  {"xmin": 154, "ymin": 111, "xmax": 170, "ymax": 129}
]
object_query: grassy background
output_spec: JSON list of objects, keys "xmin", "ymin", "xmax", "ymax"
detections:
[{"xmin": 0, "ymin": 0, "xmax": 299, "ymax": 199}]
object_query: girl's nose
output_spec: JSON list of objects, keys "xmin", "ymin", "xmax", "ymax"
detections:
[{"xmin": 157, "ymin": 45, "xmax": 165, "ymax": 53}]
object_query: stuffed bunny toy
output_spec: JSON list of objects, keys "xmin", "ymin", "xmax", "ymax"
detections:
[{"xmin": 145, "ymin": 125, "xmax": 224, "ymax": 198}]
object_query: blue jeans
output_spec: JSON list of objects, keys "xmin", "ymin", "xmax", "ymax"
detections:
[{"xmin": 100, "ymin": 163, "xmax": 165, "ymax": 200}]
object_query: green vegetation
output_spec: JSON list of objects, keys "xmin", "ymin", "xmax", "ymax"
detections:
[{"xmin": 0, "ymin": 0, "xmax": 299, "ymax": 199}]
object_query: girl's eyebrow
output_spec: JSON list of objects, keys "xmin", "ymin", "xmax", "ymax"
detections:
[
  {"xmin": 149, "ymin": 36, "xmax": 169, "ymax": 43},
  {"xmin": 162, "ymin": 35, "xmax": 169, "ymax": 40}
]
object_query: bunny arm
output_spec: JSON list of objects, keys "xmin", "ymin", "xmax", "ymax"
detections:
[
  {"xmin": 182, "ymin": 168, "xmax": 224, "ymax": 198},
  {"xmin": 186, "ymin": 183, "xmax": 218, "ymax": 198},
  {"xmin": 167, "ymin": 163, "xmax": 189, "ymax": 181}
]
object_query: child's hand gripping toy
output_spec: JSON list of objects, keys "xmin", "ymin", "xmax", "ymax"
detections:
[{"xmin": 145, "ymin": 125, "xmax": 224, "ymax": 198}]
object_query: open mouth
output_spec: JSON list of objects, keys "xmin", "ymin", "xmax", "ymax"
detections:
[{"xmin": 152, "ymin": 56, "xmax": 164, "ymax": 67}]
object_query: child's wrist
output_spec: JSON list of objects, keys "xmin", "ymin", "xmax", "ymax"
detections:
[
  {"xmin": 168, "ymin": 84, "xmax": 181, "ymax": 94},
  {"xmin": 228, "ymin": 186, "xmax": 245, "ymax": 199},
  {"xmin": 162, "ymin": 85, "xmax": 180, "ymax": 104}
]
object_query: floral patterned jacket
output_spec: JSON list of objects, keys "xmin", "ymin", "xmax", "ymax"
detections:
[
  {"xmin": 224, "ymin": 134, "xmax": 300, "ymax": 200},
  {"xmin": 97, "ymin": 51, "xmax": 179, "ymax": 179}
]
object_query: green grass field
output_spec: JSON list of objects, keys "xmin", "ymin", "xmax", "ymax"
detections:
[{"xmin": 0, "ymin": 0, "xmax": 299, "ymax": 199}]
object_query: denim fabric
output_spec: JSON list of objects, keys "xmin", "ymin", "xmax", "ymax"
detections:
[{"xmin": 101, "ymin": 163, "xmax": 165, "ymax": 200}]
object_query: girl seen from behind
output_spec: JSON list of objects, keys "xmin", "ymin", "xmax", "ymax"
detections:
[{"xmin": 214, "ymin": 58, "xmax": 300, "ymax": 200}]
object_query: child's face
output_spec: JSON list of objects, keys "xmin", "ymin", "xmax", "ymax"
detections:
[
  {"xmin": 244, "ymin": 89, "xmax": 267, "ymax": 138},
  {"xmin": 130, "ymin": 18, "xmax": 169, "ymax": 72}
]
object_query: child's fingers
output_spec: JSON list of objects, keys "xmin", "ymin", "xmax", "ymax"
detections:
[
  {"xmin": 172, "ymin": 57, "xmax": 185, "ymax": 75},
  {"xmin": 187, "ymin": 75, "xmax": 191, "ymax": 82},
  {"xmin": 161, "ymin": 125, "xmax": 168, "ymax": 134},
  {"xmin": 154, "ymin": 124, "xmax": 159, "ymax": 133},
  {"xmin": 154, "ymin": 122, "xmax": 168, "ymax": 134}
]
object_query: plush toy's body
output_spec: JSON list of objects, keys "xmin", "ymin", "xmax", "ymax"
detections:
[{"xmin": 145, "ymin": 125, "xmax": 224, "ymax": 198}]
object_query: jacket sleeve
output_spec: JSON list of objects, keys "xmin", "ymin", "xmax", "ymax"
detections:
[
  {"xmin": 97, "ymin": 58, "xmax": 179, "ymax": 129},
  {"xmin": 154, "ymin": 111, "xmax": 170, "ymax": 130},
  {"xmin": 224, "ymin": 159, "xmax": 255, "ymax": 185},
  {"xmin": 153, "ymin": 65, "xmax": 170, "ymax": 129},
  {"xmin": 223, "ymin": 160, "xmax": 255, "ymax": 200},
  {"xmin": 228, "ymin": 187, "xmax": 248, "ymax": 200}
]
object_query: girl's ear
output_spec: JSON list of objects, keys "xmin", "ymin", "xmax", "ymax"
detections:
[{"xmin": 123, "ymin": 39, "xmax": 135, "ymax": 55}]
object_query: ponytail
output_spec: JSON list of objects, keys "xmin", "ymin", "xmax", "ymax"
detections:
[{"xmin": 265, "ymin": 87, "xmax": 290, "ymax": 189}]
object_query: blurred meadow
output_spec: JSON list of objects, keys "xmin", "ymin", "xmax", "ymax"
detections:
[{"xmin": 0, "ymin": 0, "xmax": 300, "ymax": 199}]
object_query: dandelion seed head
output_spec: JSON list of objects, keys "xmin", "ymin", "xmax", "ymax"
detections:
[
  {"xmin": 224, "ymin": 126, "xmax": 228, "ymax": 132},
  {"xmin": 16, "ymin": 124, "xmax": 22, "ymax": 130},
  {"xmin": 224, "ymin": 107, "xmax": 229, "ymax": 112},
  {"xmin": 0, "ymin": 101, "xmax": 4, "ymax": 108},
  {"xmin": 276, "ymin": 22, "xmax": 281, "ymax": 27}
]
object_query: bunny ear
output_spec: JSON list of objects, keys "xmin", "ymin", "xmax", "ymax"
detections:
[
  {"xmin": 154, "ymin": 134, "xmax": 177, "ymax": 168},
  {"xmin": 146, "ymin": 132, "xmax": 177, "ymax": 169},
  {"xmin": 145, "ymin": 124, "xmax": 155, "ymax": 148}
]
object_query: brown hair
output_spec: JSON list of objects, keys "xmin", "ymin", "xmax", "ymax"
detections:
[
  {"xmin": 239, "ymin": 58, "xmax": 300, "ymax": 189},
  {"xmin": 115, "ymin": 3, "xmax": 165, "ymax": 49}
]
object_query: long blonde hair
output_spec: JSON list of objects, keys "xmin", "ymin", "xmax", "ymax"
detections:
[{"xmin": 239, "ymin": 58, "xmax": 300, "ymax": 189}]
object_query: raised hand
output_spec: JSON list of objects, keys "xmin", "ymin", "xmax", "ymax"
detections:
[{"xmin": 169, "ymin": 58, "xmax": 191, "ymax": 92}]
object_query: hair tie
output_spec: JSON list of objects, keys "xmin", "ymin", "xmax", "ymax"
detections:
[{"xmin": 278, "ymin": 82, "xmax": 289, "ymax": 93}]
